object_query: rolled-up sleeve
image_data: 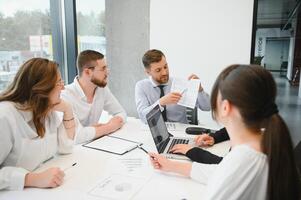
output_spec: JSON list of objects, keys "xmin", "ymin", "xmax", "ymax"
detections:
[
  {"xmin": 0, "ymin": 167, "xmax": 28, "ymax": 190},
  {"xmin": 103, "ymin": 87, "xmax": 127, "ymax": 122},
  {"xmin": 74, "ymin": 120, "xmax": 96, "ymax": 144}
]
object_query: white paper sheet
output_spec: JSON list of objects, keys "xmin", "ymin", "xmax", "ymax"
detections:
[
  {"xmin": 171, "ymin": 78, "xmax": 200, "ymax": 108},
  {"xmin": 88, "ymin": 174, "xmax": 147, "ymax": 200}
]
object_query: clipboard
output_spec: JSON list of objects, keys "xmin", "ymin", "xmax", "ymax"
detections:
[{"xmin": 82, "ymin": 135, "xmax": 142, "ymax": 155}]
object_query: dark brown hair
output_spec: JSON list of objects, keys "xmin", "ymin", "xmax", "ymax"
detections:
[
  {"xmin": 211, "ymin": 64, "xmax": 300, "ymax": 200},
  {"xmin": 142, "ymin": 49, "xmax": 165, "ymax": 68},
  {"xmin": 77, "ymin": 50, "xmax": 104, "ymax": 76},
  {"xmin": 0, "ymin": 58, "xmax": 59, "ymax": 137}
]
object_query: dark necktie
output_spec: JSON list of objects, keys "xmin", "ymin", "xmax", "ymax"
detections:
[{"xmin": 158, "ymin": 85, "xmax": 167, "ymax": 121}]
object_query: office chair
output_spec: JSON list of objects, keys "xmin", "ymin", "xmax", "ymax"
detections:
[
  {"xmin": 280, "ymin": 61, "xmax": 288, "ymax": 77},
  {"xmin": 186, "ymin": 107, "xmax": 198, "ymax": 125},
  {"xmin": 294, "ymin": 140, "xmax": 301, "ymax": 178}
]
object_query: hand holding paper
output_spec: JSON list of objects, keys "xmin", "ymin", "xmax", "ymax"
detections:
[
  {"xmin": 159, "ymin": 92, "xmax": 182, "ymax": 106},
  {"xmin": 188, "ymin": 74, "xmax": 204, "ymax": 92},
  {"xmin": 170, "ymin": 77, "xmax": 201, "ymax": 108}
]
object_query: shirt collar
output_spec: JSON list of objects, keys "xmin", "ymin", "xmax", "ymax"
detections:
[
  {"xmin": 74, "ymin": 76, "xmax": 88, "ymax": 99},
  {"xmin": 18, "ymin": 108, "xmax": 33, "ymax": 123},
  {"xmin": 149, "ymin": 76, "xmax": 170, "ymax": 88}
]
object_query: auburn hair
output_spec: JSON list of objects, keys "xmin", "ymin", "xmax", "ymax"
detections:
[{"xmin": 0, "ymin": 58, "xmax": 59, "ymax": 137}]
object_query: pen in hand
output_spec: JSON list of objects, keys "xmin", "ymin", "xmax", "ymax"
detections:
[
  {"xmin": 180, "ymin": 88, "xmax": 187, "ymax": 95},
  {"xmin": 138, "ymin": 146, "xmax": 155, "ymax": 159},
  {"xmin": 63, "ymin": 162, "xmax": 77, "ymax": 171}
]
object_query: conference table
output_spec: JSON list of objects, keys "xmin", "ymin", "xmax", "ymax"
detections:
[{"xmin": 0, "ymin": 113, "xmax": 230, "ymax": 200}]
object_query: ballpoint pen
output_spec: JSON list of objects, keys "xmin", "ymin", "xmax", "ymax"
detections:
[
  {"xmin": 63, "ymin": 162, "xmax": 77, "ymax": 171},
  {"xmin": 181, "ymin": 88, "xmax": 187, "ymax": 95},
  {"xmin": 137, "ymin": 146, "xmax": 155, "ymax": 159},
  {"xmin": 138, "ymin": 145, "xmax": 149, "ymax": 154}
]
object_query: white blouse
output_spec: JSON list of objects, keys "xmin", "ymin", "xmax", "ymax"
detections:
[
  {"xmin": 190, "ymin": 145, "xmax": 268, "ymax": 200},
  {"xmin": 0, "ymin": 102, "xmax": 75, "ymax": 190}
]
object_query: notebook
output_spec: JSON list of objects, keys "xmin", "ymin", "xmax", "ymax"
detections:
[{"xmin": 83, "ymin": 135, "xmax": 142, "ymax": 155}]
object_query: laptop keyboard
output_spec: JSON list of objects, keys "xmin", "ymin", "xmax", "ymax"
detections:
[{"xmin": 167, "ymin": 138, "xmax": 189, "ymax": 153}]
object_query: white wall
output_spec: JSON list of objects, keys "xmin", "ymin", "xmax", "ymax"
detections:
[{"xmin": 150, "ymin": 0, "xmax": 254, "ymax": 92}]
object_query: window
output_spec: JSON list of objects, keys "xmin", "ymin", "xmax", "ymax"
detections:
[
  {"xmin": 76, "ymin": 0, "xmax": 106, "ymax": 54},
  {"xmin": 0, "ymin": 0, "xmax": 52, "ymax": 91}
]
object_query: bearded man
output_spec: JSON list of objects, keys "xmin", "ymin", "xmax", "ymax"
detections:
[
  {"xmin": 62, "ymin": 50, "xmax": 126, "ymax": 144},
  {"xmin": 135, "ymin": 49, "xmax": 210, "ymax": 124}
]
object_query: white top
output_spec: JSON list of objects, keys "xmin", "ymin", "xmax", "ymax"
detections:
[
  {"xmin": 0, "ymin": 102, "xmax": 75, "ymax": 191},
  {"xmin": 61, "ymin": 77, "xmax": 127, "ymax": 144},
  {"xmin": 190, "ymin": 145, "xmax": 268, "ymax": 200}
]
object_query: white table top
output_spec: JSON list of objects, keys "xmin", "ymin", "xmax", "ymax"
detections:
[{"xmin": 0, "ymin": 117, "xmax": 229, "ymax": 200}]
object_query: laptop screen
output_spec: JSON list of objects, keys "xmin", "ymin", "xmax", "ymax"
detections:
[{"xmin": 146, "ymin": 105, "xmax": 170, "ymax": 151}]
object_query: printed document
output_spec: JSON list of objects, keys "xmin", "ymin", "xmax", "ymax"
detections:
[
  {"xmin": 171, "ymin": 78, "xmax": 200, "ymax": 108},
  {"xmin": 88, "ymin": 174, "xmax": 147, "ymax": 200}
]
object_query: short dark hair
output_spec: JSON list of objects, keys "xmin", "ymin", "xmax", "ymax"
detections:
[
  {"xmin": 77, "ymin": 50, "xmax": 104, "ymax": 76},
  {"xmin": 142, "ymin": 49, "xmax": 165, "ymax": 68}
]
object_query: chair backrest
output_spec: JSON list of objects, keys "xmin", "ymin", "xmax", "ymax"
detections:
[
  {"xmin": 186, "ymin": 107, "xmax": 198, "ymax": 125},
  {"xmin": 294, "ymin": 140, "xmax": 301, "ymax": 176}
]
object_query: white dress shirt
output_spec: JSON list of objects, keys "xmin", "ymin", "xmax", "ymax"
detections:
[
  {"xmin": 190, "ymin": 145, "xmax": 268, "ymax": 200},
  {"xmin": 135, "ymin": 77, "xmax": 211, "ymax": 123},
  {"xmin": 0, "ymin": 101, "xmax": 75, "ymax": 191},
  {"xmin": 61, "ymin": 77, "xmax": 127, "ymax": 144}
]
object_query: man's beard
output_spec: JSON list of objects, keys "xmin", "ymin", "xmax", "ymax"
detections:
[
  {"xmin": 155, "ymin": 75, "xmax": 169, "ymax": 84},
  {"xmin": 91, "ymin": 76, "xmax": 107, "ymax": 87}
]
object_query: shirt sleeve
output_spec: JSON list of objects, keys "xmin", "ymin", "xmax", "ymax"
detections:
[
  {"xmin": 135, "ymin": 81, "xmax": 163, "ymax": 124},
  {"xmin": 0, "ymin": 117, "xmax": 28, "ymax": 190},
  {"xmin": 103, "ymin": 87, "xmax": 127, "ymax": 122},
  {"xmin": 210, "ymin": 128, "xmax": 230, "ymax": 144},
  {"xmin": 53, "ymin": 112, "xmax": 75, "ymax": 154},
  {"xmin": 190, "ymin": 162, "xmax": 218, "ymax": 185},
  {"xmin": 186, "ymin": 147, "xmax": 223, "ymax": 164},
  {"xmin": 204, "ymin": 147, "xmax": 268, "ymax": 200},
  {"xmin": 196, "ymin": 90, "xmax": 211, "ymax": 111},
  {"xmin": 74, "ymin": 119, "xmax": 96, "ymax": 144}
]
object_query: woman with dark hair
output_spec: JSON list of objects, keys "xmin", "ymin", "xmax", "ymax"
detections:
[
  {"xmin": 0, "ymin": 58, "xmax": 76, "ymax": 190},
  {"xmin": 149, "ymin": 64, "xmax": 300, "ymax": 199}
]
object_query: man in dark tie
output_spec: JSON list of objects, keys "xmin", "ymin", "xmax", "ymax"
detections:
[
  {"xmin": 135, "ymin": 49, "xmax": 230, "ymax": 164},
  {"xmin": 135, "ymin": 49, "xmax": 210, "ymax": 124}
]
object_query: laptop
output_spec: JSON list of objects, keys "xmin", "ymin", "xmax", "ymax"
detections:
[{"xmin": 146, "ymin": 105, "xmax": 194, "ymax": 160}]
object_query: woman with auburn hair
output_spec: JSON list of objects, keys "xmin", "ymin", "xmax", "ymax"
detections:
[
  {"xmin": 0, "ymin": 58, "xmax": 76, "ymax": 190},
  {"xmin": 149, "ymin": 64, "xmax": 300, "ymax": 200}
]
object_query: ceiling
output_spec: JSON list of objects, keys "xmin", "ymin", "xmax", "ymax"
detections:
[{"xmin": 257, "ymin": 0, "xmax": 300, "ymax": 28}]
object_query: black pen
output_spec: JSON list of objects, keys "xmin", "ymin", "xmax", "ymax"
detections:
[
  {"xmin": 63, "ymin": 162, "xmax": 77, "ymax": 171},
  {"xmin": 138, "ymin": 146, "xmax": 155, "ymax": 159},
  {"xmin": 138, "ymin": 146, "xmax": 149, "ymax": 154}
]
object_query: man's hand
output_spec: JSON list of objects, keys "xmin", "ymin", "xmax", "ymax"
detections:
[
  {"xmin": 107, "ymin": 116, "xmax": 124, "ymax": 131},
  {"xmin": 94, "ymin": 116, "xmax": 124, "ymax": 137},
  {"xmin": 188, "ymin": 74, "xmax": 203, "ymax": 92},
  {"xmin": 159, "ymin": 92, "xmax": 182, "ymax": 106}
]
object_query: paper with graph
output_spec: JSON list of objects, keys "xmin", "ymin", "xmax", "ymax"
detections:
[{"xmin": 171, "ymin": 78, "xmax": 200, "ymax": 108}]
